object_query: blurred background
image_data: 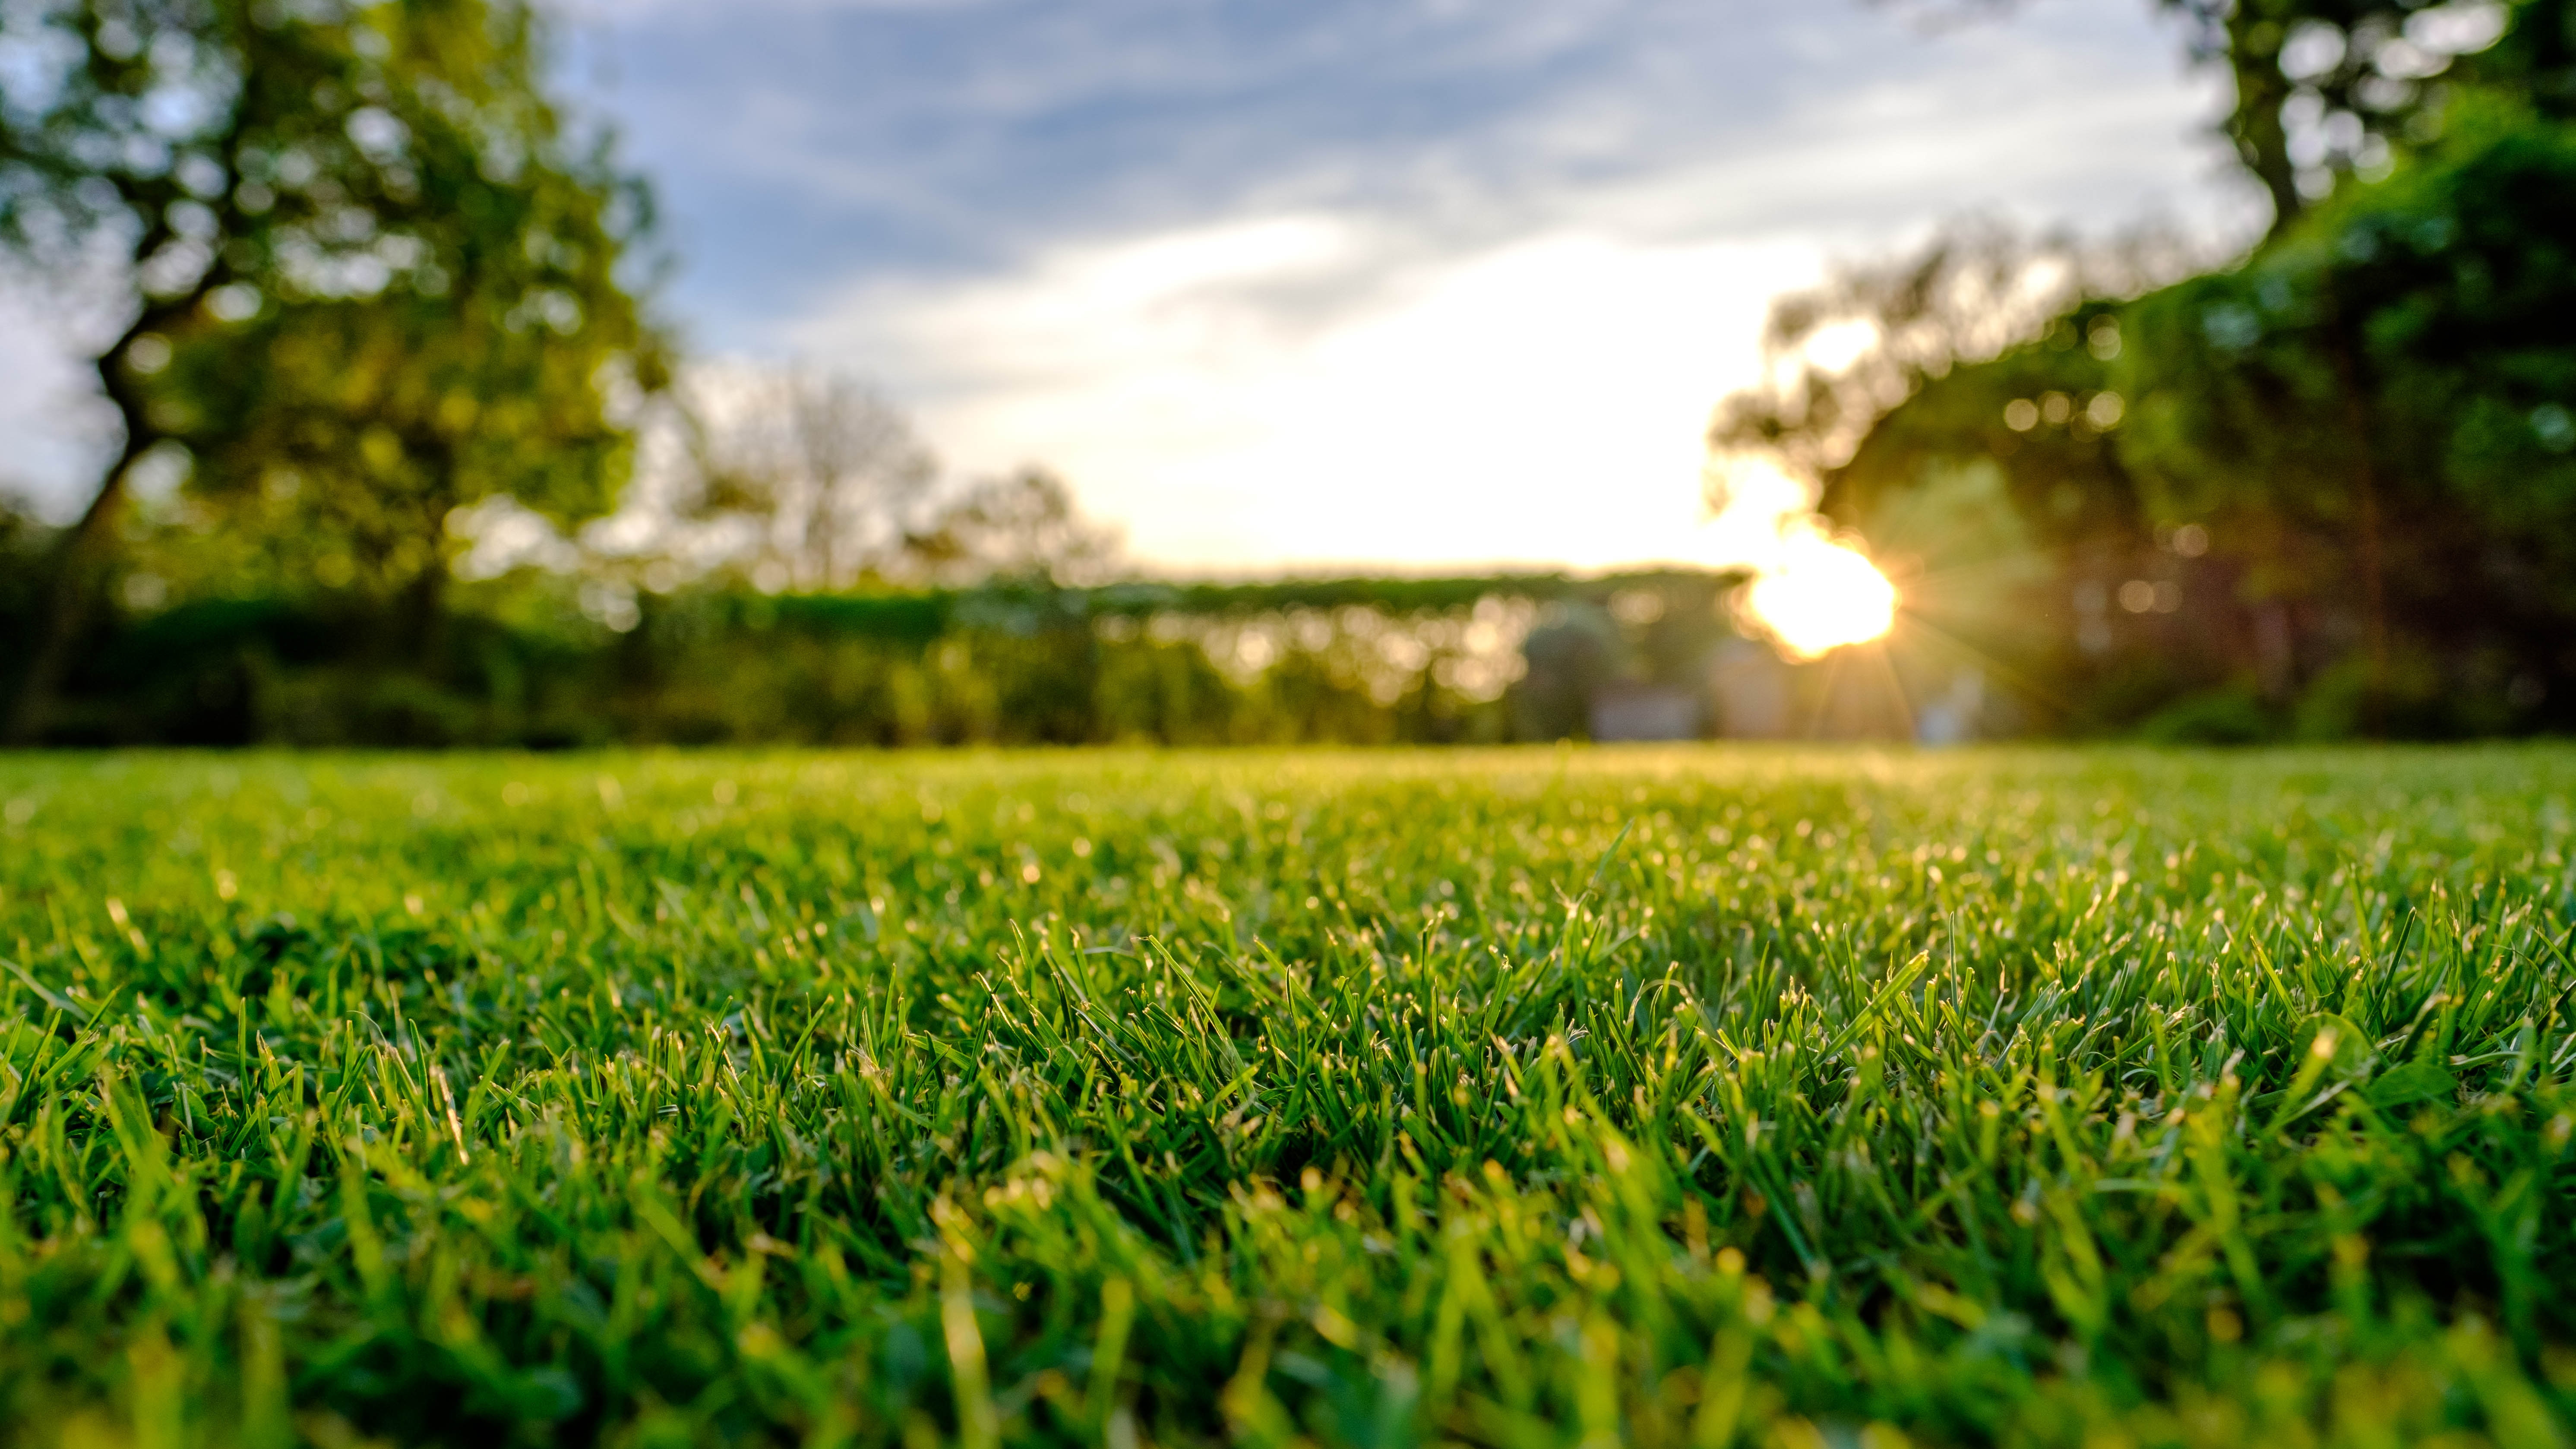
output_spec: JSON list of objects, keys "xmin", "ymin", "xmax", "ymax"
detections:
[{"xmin": 1, "ymin": 0, "xmax": 2570, "ymax": 748}]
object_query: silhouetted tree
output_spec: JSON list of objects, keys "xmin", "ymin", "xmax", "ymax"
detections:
[
  {"xmin": 903, "ymin": 468, "xmax": 1124, "ymax": 587},
  {"xmin": 671, "ymin": 367, "xmax": 936, "ymax": 592}
]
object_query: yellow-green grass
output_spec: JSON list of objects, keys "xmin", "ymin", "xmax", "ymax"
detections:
[{"xmin": 1, "ymin": 747, "xmax": 2573, "ymax": 1446}]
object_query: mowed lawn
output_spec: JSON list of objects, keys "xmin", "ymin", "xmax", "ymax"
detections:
[{"xmin": 2, "ymin": 747, "xmax": 2573, "ymax": 1447}]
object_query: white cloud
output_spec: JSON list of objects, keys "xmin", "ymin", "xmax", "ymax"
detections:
[
  {"xmin": 793, "ymin": 217, "xmax": 1816, "ymax": 570},
  {"xmin": 778, "ymin": 21, "xmax": 2243, "ymax": 573}
]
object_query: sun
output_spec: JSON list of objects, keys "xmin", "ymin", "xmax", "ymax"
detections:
[{"xmin": 1740, "ymin": 528, "xmax": 1899, "ymax": 659}]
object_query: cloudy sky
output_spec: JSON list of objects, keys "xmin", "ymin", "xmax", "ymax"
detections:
[{"xmin": 1, "ymin": 0, "xmax": 2249, "ymax": 573}]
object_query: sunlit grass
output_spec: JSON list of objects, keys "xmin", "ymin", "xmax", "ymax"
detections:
[{"xmin": 1, "ymin": 746, "xmax": 2573, "ymax": 1446}]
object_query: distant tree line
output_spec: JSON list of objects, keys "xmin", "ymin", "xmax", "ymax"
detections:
[{"xmin": 0, "ymin": 541, "xmax": 1750, "ymax": 746}]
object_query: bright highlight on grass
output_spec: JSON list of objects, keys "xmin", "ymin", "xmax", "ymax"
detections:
[{"xmin": 1738, "ymin": 525, "xmax": 1899, "ymax": 658}]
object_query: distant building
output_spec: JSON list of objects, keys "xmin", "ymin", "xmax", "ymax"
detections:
[
  {"xmin": 1587, "ymin": 683, "xmax": 1701, "ymax": 742},
  {"xmin": 1512, "ymin": 604, "xmax": 1625, "ymax": 740},
  {"xmin": 1708, "ymin": 639, "xmax": 1795, "ymax": 739},
  {"xmin": 1914, "ymin": 667, "xmax": 1985, "ymax": 746}
]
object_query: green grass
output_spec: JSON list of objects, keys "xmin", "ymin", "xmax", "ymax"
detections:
[{"xmin": 2, "ymin": 746, "xmax": 2573, "ymax": 1448}]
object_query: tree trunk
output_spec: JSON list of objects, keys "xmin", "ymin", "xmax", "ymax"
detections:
[
  {"xmin": 3, "ymin": 333, "xmax": 162, "ymax": 746},
  {"xmin": 2326, "ymin": 299, "xmax": 2390, "ymax": 737},
  {"xmin": 395, "ymin": 544, "xmax": 450, "ymax": 668},
  {"xmin": 2225, "ymin": 9, "xmax": 2305, "ymax": 239}
]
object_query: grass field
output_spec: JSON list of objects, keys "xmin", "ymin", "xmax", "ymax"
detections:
[{"xmin": 2, "ymin": 747, "xmax": 2573, "ymax": 1448}]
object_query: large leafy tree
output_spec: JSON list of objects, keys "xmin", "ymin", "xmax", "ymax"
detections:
[
  {"xmin": 0, "ymin": 0, "xmax": 659, "ymax": 738},
  {"xmin": 2170, "ymin": 0, "xmax": 2572, "ymax": 232},
  {"xmin": 2, "ymin": 0, "xmax": 368, "ymax": 739},
  {"xmin": 2116, "ymin": 98, "xmax": 2576, "ymax": 709},
  {"xmin": 154, "ymin": 0, "xmax": 664, "ymax": 655}
]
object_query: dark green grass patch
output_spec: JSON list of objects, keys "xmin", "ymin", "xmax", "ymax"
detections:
[{"xmin": 1, "ymin": 747, "xmax": 2573, "ymax": 1446}]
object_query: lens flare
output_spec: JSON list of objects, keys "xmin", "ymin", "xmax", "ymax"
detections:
[
  {"xmin": 1697, "ymin": 459, "xmax": 1900, "ymax": 659},
  {"xmin": 1740, "ymin": 527, "xmax": 1899, "ymax": 659}
]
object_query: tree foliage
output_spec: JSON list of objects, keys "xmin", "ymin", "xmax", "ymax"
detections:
[
  {"xmin": 0, "ymin": 0, "xmax": 660, "ymax": 726},
  {"xmin": 1713, "ymin": 0, "xmax": 2576, "ymax": 737},
  {"xmin": 2115, "ymin": 94, "xmax": 2576, "ymax": 719},
  {"xmin": 152, "ymin": 0, "xmax": 664, "ymax": 622},
  {"xmin": 1707, "ymin": 220, "xmax": 2203, "ymax": 491},
  {"xmin": 2160, "ymin": 0, "xmax": 2570, "ymax": 231}
]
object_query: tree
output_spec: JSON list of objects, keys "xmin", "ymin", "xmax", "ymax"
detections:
[
  {"xmin": 2158, "ymin": 0, "xmax": 2562, "ymax": 234},
  {"xmin": 2125, "ymin": 1, "xmax": 2570, "ymax": 728},
  {"xmin": 160, "ymin": 0, "xmax": 662, "ymax": 656},
  {"xmin": 1713, "ymin": 221, "xmax": 2152, "ymax": 481},
  {"xmin": 1, "ymin": 0, "xmax": 358, "ymax": 738},
  {"xmin": 2115, "ymin": 97, "xmax": 2576, "ymax": 725},
  {"xmin": 0, "ymin": 0, "xmax": 660, "ymax": 738},
  {"xmin": 901, "ymin": 467, "xmax": 1124, "ymax": 588},
  {"xmin": 670, "ymin": 366, "xmax": 936, "ymax": 592},
  {"xmin": 1706, "ymin": 218, "xmax": 2210, "ymax": 525}
]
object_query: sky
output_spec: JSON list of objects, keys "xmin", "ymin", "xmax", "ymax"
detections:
[{"xmin": 0, "ymin": 0, "xmax": 2249, "ymax": 574}]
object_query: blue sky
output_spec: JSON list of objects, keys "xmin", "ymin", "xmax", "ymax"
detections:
[{"xmin": 1, "ymin": 0, "xmax": 2246, "ymax": 571}]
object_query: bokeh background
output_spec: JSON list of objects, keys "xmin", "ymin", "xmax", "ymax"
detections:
[{"xmin": 3, "ymin": 0, "xmax": 2571, "ymax": 748}]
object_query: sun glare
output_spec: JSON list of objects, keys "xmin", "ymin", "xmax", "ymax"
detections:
[
  {"xmin": 1697, "ymin": 459, "xmax": 1900, "ymax": 659},
  {"xmin": 1741, "ymin": 528, "xmax": 1899, "ymax": 659}
]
